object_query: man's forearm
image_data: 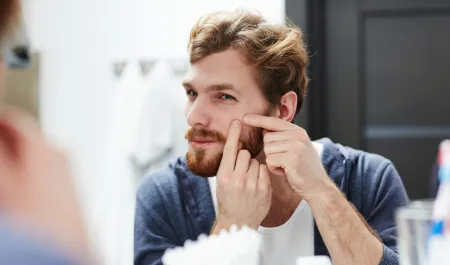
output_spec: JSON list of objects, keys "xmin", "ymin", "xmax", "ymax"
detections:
[{"xmin": 307, "ymin": 182, "xmax": 383, "ymax": 265}]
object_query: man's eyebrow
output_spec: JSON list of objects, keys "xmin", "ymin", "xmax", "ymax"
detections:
[
  {"xmin": 182, "ymin": 80, "xmax": 193, "ymax": 89},
  {"xmin": 182, "ymin": 81, "xmax": 240, "ymax": 95},
  {"xmin": 209, "ymin": 83, "xmax": 238, "ymax": 93}
]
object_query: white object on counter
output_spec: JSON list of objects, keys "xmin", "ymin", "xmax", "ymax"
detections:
[
  {"xmin": 296, "ymin": 256, "xmax": 332, "ymax": 265},
  {"xmin": 162, "ymin": 225, "xmax": 262, "ymax": 265}
]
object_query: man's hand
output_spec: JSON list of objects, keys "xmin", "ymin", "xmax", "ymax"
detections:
[
  {"xmin": 213, "ymin": 120, "xmax": 272, "ymax": 232},
  {"xmin": 244, "ymin": 114, "xmax": 383, "ymax": 265},
  {"xmin": 243, "ymin": 114, "xmax": 334, "ymax": 201}
]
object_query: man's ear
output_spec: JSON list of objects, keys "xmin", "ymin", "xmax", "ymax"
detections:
[
  {"xmin": 0, "ymin": 114, "xmax": 21, "ymax": 166},
  {"xmin": 277, "ymin": 91, "xmax": 297, "ymax": 123},
  {"xmin": 0, "ymin": 113, "xmax": 24, "ymax": 202},
  {"xmin": 0, "ymin": 108, "xmax": 38, "ymax": 179}
]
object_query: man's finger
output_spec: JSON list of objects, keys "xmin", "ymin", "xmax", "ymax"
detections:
[
  {"xmin": 235, "ymin": 150, "xmax": 251, "ymax": 174},
  {"xmin": 263, "ymin": 140, "xmax": 291, "ymax": 155},
  {"xmin": 263, "ymin": 131, "xmax": 298, "ymax": 143},
  {"xmin": 246, "ymin": 159, "xmax": 260, "ymax": 190},
  {"xmin": 258, "ymin": 164, "xmax": 272, "ymax": 189},
  {"xmin": 243, "ymin": 114, "xmax": 298, "ymax": 132},
  {"xmin": 265, "ymin": 153, "xmax": 286, "ymax": 176},
  {"xmin": 218, "ymin": 120, "xmax": 242, "ymax": 174}
]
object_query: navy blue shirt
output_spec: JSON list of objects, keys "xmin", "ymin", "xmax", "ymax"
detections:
[{"xmin": 134, "ymin": 138, "xmax": 410, "ymax": 265}]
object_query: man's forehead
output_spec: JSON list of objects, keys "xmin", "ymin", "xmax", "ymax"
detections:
[{"xmin": 183, "ymin": 65, "xmax": 258, "ymax": 95}]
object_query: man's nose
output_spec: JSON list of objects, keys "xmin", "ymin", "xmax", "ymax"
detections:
[{"xmin": 186, "ymin": 97, "xmax": 212, "ymax": 128}]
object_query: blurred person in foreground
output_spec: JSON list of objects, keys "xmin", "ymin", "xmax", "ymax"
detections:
[
  {"xmin": 134, "ymin": 9, "xmax": 409, "ymax": 265},
  {"xmin": 0, "ymin": 1, "xmax": 95, "ymax": 264}
]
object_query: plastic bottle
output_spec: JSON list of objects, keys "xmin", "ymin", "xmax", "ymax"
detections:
[{"xmin": 428, "ymin": 140, "xmax": 450, "ymax": 264}]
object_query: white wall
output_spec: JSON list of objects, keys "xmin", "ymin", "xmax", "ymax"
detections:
[
  {"xmin": 108, "ymin": 0, "xmax": 285, "ymax": 59},
  {"xmin": 23, "ymin": 0, "xmax": 284, "ymax": 264}
]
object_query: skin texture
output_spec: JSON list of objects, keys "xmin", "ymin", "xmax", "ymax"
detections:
[{"xmin": 185, "ymin": 48, "xmax": 383, "ymax": 265}]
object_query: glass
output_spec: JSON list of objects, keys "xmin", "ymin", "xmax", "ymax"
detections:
[{"xmin": 396, "ymin": 199, "xmax": 434, "ymax": 265}]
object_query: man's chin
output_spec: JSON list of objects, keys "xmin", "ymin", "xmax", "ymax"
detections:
[
  {"xmin": 188, "ymin": 167, "xmax": 218, "ymax": 178},
  {"xmin": 186, "ymin": 151, "xmax": 222, "ymax": 178}
]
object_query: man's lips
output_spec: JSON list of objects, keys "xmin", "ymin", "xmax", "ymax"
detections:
[{"xmin": 189, "ymin": 138, "xmax": 218, "ymax": 148}]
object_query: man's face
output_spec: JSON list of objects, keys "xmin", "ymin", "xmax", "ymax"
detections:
[
  {"xmin": 183, "ymin": 49, "xmax": 271, "ymax": 177},
  {"xmin": 0, "ymin": 59, "xmax": 5, "ymax": 95}
]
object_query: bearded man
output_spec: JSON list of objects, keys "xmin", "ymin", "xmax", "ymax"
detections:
[{"xmin": 134, "ymin": 9, "xmax": 409, "ymax": 265}]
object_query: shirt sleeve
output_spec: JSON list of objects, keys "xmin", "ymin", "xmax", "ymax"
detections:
[
  {"xmin": 362, "ymin": 159, "xmax": 410, "ymax": 265},
  {"xmin": 134, "ymin": 181, "xmax": 179, "ymax": 265}
]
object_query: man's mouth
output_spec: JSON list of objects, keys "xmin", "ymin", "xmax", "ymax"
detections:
[{"xmin": 189, "ymin": 138, "xmax": 218, "ymax": 148}]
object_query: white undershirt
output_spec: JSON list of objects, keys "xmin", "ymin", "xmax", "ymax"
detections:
[{"xmin": 207, "ymin": 142, "xmax": 324, "ymax": 265}]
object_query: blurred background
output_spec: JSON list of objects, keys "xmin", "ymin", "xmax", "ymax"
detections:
[{"xmin": 6, "ymin": 0, "xmax": 450, "ymax": 264}]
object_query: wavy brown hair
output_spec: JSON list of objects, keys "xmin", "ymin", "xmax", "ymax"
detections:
[
  {"xmin": 188, "ymin": 9, "xmax": 309, "ymax": 119},
  {"xmin": 0, "ymin": 0, "xmax": 20, "ymax": 44}
]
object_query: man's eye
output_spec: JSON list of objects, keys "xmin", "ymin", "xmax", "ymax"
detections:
[
  {"xmin": 219, "ymin": 94, "xmax": 236, "ymax": 101},
  {"xmin": 186, "ymin": 90, "xmax": 197, "ymax": 97}
]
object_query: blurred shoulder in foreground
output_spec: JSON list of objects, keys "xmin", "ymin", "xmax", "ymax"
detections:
[{"xmin": 0, "ymin": 218, "xmax": 81, "ymax": 265}]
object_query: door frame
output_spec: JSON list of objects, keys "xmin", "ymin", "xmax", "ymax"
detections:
[{"xmin": 286, "ymin": 0, "xmax": 328, "ymax": 140}]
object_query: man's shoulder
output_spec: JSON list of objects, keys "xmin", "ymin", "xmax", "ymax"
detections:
[
  {"xmin": 136, "ymin": 157, "xmax": 187, "ymax": 208},
  {"xmin": 317, "ymin": 137, "xmax": 409, "ymax": 209},
  {"xmin": 0, "ymin": 221, "xmax": 79, "ymax": 265},
  {"xmin": 316, "ymin": 137, "xmax": 394, "ymax": 175}
]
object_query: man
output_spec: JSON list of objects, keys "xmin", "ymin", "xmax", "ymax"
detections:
[
  {"xmin": 134, "ymin": 9, "xmax": 409, "ymax": 265},
  {"xmin": 0, "ymin": 1, "xmax": 96, "ymax": 264}
]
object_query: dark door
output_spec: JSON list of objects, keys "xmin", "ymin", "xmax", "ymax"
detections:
[{"xmin": 288, "ymin": 0, "xmax": 450, "ymax": 200}]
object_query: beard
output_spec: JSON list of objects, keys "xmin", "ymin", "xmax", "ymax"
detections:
[{"xmin": 185, "ymin": 124, "xmax": 264, "ymax": 178}]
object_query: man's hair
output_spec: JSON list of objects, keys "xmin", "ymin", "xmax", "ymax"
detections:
[
  {"xmin": 0, "ymin": 0, "xmax": 20, "ymax": 44},
  {"xmin": 188, "ymin": 9, "xmax": 309, "ymax": 119}
]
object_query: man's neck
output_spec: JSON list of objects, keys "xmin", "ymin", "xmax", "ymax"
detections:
[{"xmin": 261, "ymin": 188, "xmax": 301, "ymax": 228}]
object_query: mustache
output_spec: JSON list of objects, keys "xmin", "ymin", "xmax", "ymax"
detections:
[{"xmin": 185, "ymin": 127, "xmax": 227, "ymax": 143}]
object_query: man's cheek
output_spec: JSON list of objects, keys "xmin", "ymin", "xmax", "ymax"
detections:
[{"xmin": 0, "ymin": 61, "xmax": 5, "ymax": 97}]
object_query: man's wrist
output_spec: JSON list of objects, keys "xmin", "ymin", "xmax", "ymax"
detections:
[
  {"xmin": 213, "ymin": 217, "xmax": 259, "ymax": 234},
  {"xmin": 300, "ymin": 176, "xmax": 340, "ymax": 203},
  {"xmin": 212, "ymin": 219, "xmax": 234, "ymax": 235},
  {"xmin": 211, "ymin": 220, "xmax": 223, "ymax": 235}
]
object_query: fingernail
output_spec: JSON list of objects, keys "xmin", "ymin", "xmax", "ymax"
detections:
[
  {"xmin": 243, "ymin": 115, "xmax": 250, "ymax": 123},
  {"xmin": 232, "ymin": 120, "xmax": 241, "ymax": 128}
]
